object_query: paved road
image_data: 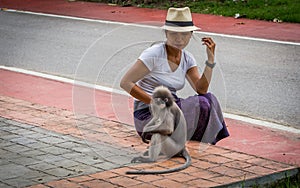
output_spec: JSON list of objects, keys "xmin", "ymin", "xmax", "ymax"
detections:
[{"xmin": 0, "ymin": 11, "xmax": 299, "ymax": 128}]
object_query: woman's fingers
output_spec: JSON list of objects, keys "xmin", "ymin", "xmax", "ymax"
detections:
[
  {"xmin": 202, "ymin": 37, "xmax": 216, "ymax": 61},
  {"xmin": 202, "ymin": 37, "xmax": 216, "ymax": 50}
]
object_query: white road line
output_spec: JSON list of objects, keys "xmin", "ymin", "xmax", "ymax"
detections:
[
  {"xmin": 1, "ymin": 65, "xmax": 299, "ymax": 134},
  {"xmin": 0, "ymin": 65, "xmax": 129, "ymax": 96},
  {"xmin": 3, "ymin": 8, "xmax": 300, "ymax": 46},
  {"xmin": 223, "ymin": 113, "xmax": 300, "ymax": 134}
]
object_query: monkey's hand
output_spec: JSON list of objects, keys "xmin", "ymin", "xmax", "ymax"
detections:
[
  {"xmin": 142, "ymin": 135, "xmax": 150, "ymax": 144},
  {"xmin": 141, "ymin": 132, "xmax": 151, "ymax": 144},
  {"xmin": 142, "ymin": 139, "xmax": 150, "ymax": 144}
]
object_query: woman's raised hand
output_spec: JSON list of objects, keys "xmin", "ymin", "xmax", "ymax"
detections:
[{"xmin": 202, "ymin": 37, "xmax": 216, "ymax": 63}]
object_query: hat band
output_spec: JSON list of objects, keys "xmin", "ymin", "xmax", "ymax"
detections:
[{"xmin": 165, "ymin": 20, "xmax": 194, "ymax": 27}]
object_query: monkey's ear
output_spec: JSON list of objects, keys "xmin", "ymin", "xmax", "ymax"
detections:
[{"xmin": 165, "ymin": 98, "xmax": 173, "ymax": 107}]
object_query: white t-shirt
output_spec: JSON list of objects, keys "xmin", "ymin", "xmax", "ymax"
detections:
[{"xmin": 137, "ymin": 42, "xmax": 197, "ymax": 97}]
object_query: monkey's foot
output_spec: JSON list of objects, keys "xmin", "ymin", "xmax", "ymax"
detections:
[
  {"xmin": 142, "ymin": 151, "xmax": 164, "ymax": 157},
  {"xmin": 131, "ymin": 157, "xmax": 154, "ymax": 163}
]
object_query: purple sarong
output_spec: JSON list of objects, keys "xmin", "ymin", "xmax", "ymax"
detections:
[{"xmin": 134, "ymin": 93, "xmax": 229, "ymax": 145}]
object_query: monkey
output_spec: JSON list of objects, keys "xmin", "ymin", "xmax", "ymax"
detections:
[
  {"xmin": 140, "ymin": 89, "xmax": 175, "ymax": 143},
  {"xmin": 126, "ymin": 86, "xmax": 191, "ymax": 175}
]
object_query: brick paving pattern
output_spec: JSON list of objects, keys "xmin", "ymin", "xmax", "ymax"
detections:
[{"xmin": 0, "ymin": 95, "xmax": 298, "ymax": 187}]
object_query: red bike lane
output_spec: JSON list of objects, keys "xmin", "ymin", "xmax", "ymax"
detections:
[{"xmin": 1, "ymin": 0, "xmax": 300, "ymax": 42}]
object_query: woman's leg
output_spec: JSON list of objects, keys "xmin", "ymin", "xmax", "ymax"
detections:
[
  {"xmin": 177, "ymin": 93, "xmax": 229, "ymax": 144},
  {"xmin": 133, "ymin": 107, "xmax": 152, "ymax": 140},
  {"xmin": 134, "ymin": 93, "xmax": 229, "ymax": 144}
]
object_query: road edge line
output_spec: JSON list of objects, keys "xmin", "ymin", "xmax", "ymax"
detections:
[{"xmin": 1, "ymin": 65, "xmax": 299, "ymax": 134}]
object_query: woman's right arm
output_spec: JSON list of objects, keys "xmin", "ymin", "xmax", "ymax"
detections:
[{"xmin": 120, "ymin": 59, "xmax": 152, "ymax": 104}]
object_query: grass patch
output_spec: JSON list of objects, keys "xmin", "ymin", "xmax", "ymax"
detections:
[
  {"xmin": 83, "ymin": 0, "xmax": 300, "ymax": 23},
  {"xmin": 267, "ymin": 172, "xmax": 300, "ymax": 188},
  {"xmin": 186, "ymin": 0, "xmax": 300, "ymax": 23}
]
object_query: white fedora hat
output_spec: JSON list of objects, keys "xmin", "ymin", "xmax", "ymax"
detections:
[{"xmin": 162, "ymin": 7, "xmax": 200, "ymax": 32}]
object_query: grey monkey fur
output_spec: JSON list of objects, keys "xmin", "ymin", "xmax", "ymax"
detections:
[{"xmin": 126, "ymin": 86, "xmax": 191, "ymax": 175}]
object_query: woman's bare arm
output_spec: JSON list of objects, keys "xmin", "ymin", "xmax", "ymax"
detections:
[
  {"xmin": 186, "ymin": 37, "xmax": 216, "ymax": 94},
  {"xmin": 120, "ymin": 59, "xmax": 152, "ymax": 104}
]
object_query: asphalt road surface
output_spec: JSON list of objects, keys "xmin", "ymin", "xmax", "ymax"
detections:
[{"xmin": 0, "ymin": 11, "xmax": 299, "ymax": 129}]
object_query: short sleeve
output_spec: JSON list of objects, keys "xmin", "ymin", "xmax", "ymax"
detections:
[
  {"xmin": 184, "ymin": 50, "xmax": 197, "ymax": 70},
  {"xmin": 138, "ymin": 46, "xmax": 158, "ymax": 71}
]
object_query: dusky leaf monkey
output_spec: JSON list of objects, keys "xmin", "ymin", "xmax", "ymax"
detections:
[{"xmin": 126, "ymin": 86, "xmax": 191, "ymax": 174}]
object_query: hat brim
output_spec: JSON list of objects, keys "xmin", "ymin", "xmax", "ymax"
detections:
[{"xmin": 161, "ymin": 25, "xmax": 201, "ymax": 32}]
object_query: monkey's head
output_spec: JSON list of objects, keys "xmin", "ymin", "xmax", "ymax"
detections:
[{"xmin": 152, "ymin": 86, "xmax": 174, "ymax": 108}]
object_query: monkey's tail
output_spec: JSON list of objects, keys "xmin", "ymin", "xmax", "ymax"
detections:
[{"xmin": 126, "ymin": 149, "xmax": 191, "ymax": 175}]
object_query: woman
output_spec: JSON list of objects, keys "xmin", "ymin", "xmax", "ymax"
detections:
[{"xmin": 120, "ymin": 7, "xmax": 229, "ymax": 144}]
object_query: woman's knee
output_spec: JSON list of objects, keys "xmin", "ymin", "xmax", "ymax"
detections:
[{"xmin": 198, "ymin": 95, "xmax": 211, "ymax": 113}]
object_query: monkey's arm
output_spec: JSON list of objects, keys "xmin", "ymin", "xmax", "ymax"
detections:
[
  {"xmin": 144, "ymin": 120, "xmax": 174, "ymax": 135},
  {"xmin": 142, "ymin": 119, "xmax": 173, "ymax": 144},
  {"xmin": 142, "ymin": 121, "xmax": 161, "ymax": 144},
  {"xmin": 142, "ymin": 119, "xmax": 160, "ymax": 144}
]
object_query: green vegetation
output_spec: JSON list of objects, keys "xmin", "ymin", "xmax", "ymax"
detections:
[
  {"xmin": 84, "ymin": 0, "xmax": 300, "ymax": 23},
  {"xmin": 185, "ymin": 0, "xmax": 300, "ymax": 23},
  {"xmin": 269, "ymin": 172, "xmax": 300, "ymax": 188}
]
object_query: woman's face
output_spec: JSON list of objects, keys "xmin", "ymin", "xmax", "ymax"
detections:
[{"xmin": 165, "ymin": 31, "xmax": 192, "ymax": 50}]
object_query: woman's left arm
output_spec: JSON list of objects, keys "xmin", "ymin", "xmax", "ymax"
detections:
[{"xmin": 186, "ymin": 37, "xmax": 216, "ymax": 94}]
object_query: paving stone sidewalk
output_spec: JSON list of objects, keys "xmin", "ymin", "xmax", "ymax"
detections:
[{"xmin": 0, "ymin": 95, "xmax": 298, "ymax": 188}]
